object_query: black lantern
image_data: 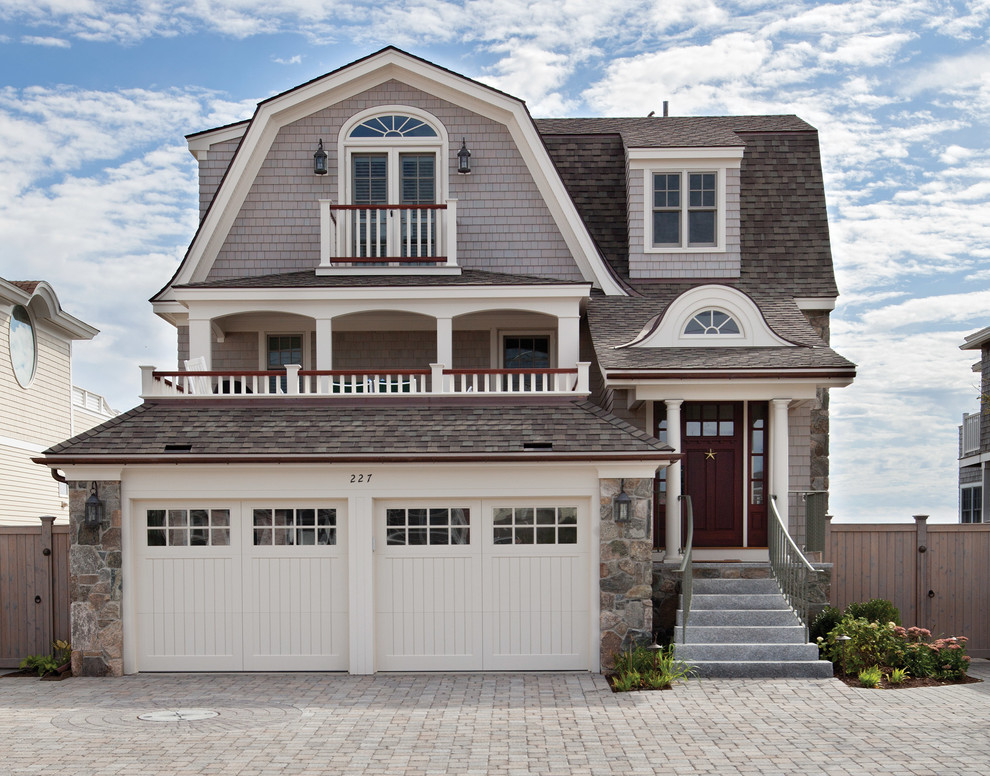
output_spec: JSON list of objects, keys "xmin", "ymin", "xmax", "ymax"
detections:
[
  {"xmin": 613, "ymin": 479, "xmax": 632, "ymax": 523},
  {"xmin": 84, "ymin": 482, "xmax": 104, "ymax": 529},
  {"xmin": 457, "ymin": 138, "xmax": 471, "ymax": 174},
  {"xmin": 313, "ymin": 139, "xmax": 328, "ymax": 175}
]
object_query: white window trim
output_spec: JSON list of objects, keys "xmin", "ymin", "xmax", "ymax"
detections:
[
  {"xmin": 8, "ymin": 303, "xmax": 38, "ymax": 389},
  {"xmin": 961, "ymin": 483, "xmax": 983, "ymax": 523},
  {"xmin": 337, "ymin": 105, "xmax": 449, "ymax": 207},
  {"xmin": 681, "ymin": 307, "xmax": 746, "ymax": 342},
  {"xmin": 629, "ymin": 148, "xmax": 743, "ymax": 256},
  {"xmin": 259, "ymin": 331, "xmax": 310, "ymax": 370}
]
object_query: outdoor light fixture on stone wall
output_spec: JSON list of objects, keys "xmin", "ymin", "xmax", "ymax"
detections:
[
  {"xmin": 613, "ymin": 479, "xmax": 632, "ymax": 523},
  {"xmin": 457, "ymin": 138, "xmax": 471, "ymax": 174},
  {"xmin": 313, "ymin": 139, "xmax": 328, "ymax": 175},
  {"xmin": 84, "ymin": 481, "xmax": 104, "ymax": 529}
]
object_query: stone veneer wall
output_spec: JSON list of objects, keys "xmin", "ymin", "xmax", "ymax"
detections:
[
  {"xmin": 599, "ymin": 477, "xmax": 654, "ymax": 670},
  {"xmin": 68, "ymin": 480, "xmax": 123, "ymax": 677},
  {"xmin": 804, "ymin": 310, "xmax": 831, "ymax": 505}
]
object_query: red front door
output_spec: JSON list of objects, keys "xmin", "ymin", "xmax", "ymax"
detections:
[{"xmin": 683, "ymin": 402, "xmax": 743, "ymax": 547}]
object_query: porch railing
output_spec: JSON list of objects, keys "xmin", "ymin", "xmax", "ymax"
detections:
[
  {"xmin": 319, "ymin": 200, "xmax": 457, "ymax": 268},
  {"xmin": 961, "ymin": 411, "xmax": 981, "ymax": 456},
  {"xmin": 140, "ymin": 363, "xmax": 590, "ymax": 399},
  {"xmin": 768, "ymin": 494, "xmax": 823, "ymax": 641},
  {"xmin": 677, "ymin": 494, "xmax": 695, "ymax": 644}
]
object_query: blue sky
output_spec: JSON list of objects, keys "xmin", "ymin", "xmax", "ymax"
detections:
[{"xmin": 1, "ymin": 0, "xmax": 988, "ymax": 523}]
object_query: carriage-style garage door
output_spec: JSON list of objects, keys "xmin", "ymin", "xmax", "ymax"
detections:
[
  {"xmin": 375, "ymin": 499, "xmax": 590, "ymax": 671},
  {"xmin": 136, "ymin": 502, "xmax": 348, "ymax": 671}
]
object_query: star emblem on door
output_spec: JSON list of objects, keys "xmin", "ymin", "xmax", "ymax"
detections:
[{"xmin": 705, "ymin": 449, "xmax": 717, "ymax": 460}]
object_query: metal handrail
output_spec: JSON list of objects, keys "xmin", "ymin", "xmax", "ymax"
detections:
[
  {"xmin": 768, "ymin": 494, "xmax": 821, "ymax": 641},
  {"xmin": 677, "ymin": 495, "xmax": 694, "ymax": 644}
]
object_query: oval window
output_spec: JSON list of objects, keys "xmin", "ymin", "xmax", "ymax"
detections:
[
  {"xmin": 684, "ymin": 309, "xmax": 740, "ymax": 336},
  {"xmin": 9, "ymin": 305, "xmax": 36, "ymax": 387}
]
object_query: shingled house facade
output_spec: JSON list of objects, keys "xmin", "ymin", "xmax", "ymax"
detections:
[{"xmin": 39, "ymin": 48, "xmax": 854, "ymax": 676}]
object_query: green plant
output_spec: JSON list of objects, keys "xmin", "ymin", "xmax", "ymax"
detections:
[
  {"xmin": 858, "ymin": 665, "xmax": 882, "ymax": 688},
  {"xmin": 888, "ymin": 667, "xmax": 909, "ymax": 684},
  {"xmin": 18, "ymin": 639, "xmax": 72, "ymax": 677},
  {"xmin": 610, "ymin": 645, "xmax": 696, "ymax": 692},
  {"xmin": 845, "ymin": 598, "xmax": 901, "ymax": 626},
  {"xmin": 52, "ymin": 639, "xmax": 71, "ymax": 666},
  {"xmin": 819, "ymin": 616, "xmax": 901, "ymax": 675},
  {"xmin": 810, "ymin": 606, "xmax": 842, "ymax": 643}
]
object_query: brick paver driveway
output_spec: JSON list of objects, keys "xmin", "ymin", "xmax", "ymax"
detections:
[{"xmin": 2, "ymin": 661, "xmax": 989, "ymax": 775}]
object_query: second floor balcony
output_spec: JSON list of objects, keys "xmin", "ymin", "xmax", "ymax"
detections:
[
  {"xmin": 961, "ymin": 411, "xmax": 981, "ymax": 457},
  {"xmin": 141, "ymin": 362, "xmax": 591, "ymax": 400},
  {"xmin": 318, "ymin": 200, "xmax": 458, "ymax": 272}
]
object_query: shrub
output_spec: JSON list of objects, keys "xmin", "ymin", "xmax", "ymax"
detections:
[
  {"xmin": 858, "ymin": 665, "xmax": 882, "ymax": 688},
  {"xmin": 810, "ymin": 606, "xmax": 843, "ymax": 643},
  {"xmin": 610, "ymin": 645, "xmax": 695, "ymax": 692},
  {"xmin": 819, "ymin": 616, "xmax": 901, "ymax": 674},
  {"xmin": 845, "ymin": 598, "xmax": 901, "ymax": 626}
]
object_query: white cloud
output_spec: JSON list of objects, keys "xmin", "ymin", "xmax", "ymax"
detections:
[
  {"xmin": 273, "ymin": 54, "xmax": 302, "ymax": 65},
  {"xmin": 21, "ymin": 34, "xmax": 70, "ymax": 47}
]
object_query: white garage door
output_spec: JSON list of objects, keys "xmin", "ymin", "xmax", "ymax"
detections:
[
  {"xmin": 376, "ymin": 500, "xmax": 590, "ymax": 671},
  {"xmin": 136, "ymin": 502, "xmax": 348, "ymax": 671}
]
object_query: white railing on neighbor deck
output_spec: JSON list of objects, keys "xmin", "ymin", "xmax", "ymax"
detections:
[
  {"xmin": 768, "ymin": 494, "xmax": 824, "ymax": 641},
  {"xmin": 962, "ymin": 412, "xmax": 981, "ymax": 456},
  {"xmin": 140, "ymin": 363, "xmax": 591, "ymax": 399}
]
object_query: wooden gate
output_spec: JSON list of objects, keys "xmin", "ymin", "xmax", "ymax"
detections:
[
  {"xmin": 0, "ymin": 517, "xmax": 70, "ymax": 667},
  {"xmin": 826, "ymin": 517, "xmax": 990, "ymax": 658}
]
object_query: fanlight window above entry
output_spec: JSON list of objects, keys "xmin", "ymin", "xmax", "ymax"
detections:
[
  {"xmin": 348, "ymin": 115, "xmax": 438, "ymax": 138},
  {"xmin": 684, "ymin": 309, "xmax": 740, "ymax": 336}
]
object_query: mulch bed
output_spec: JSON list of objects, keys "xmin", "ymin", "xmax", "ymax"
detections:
[{"xmin": 834, "ymin": 666, "xmax": 982, "ymax": 690}]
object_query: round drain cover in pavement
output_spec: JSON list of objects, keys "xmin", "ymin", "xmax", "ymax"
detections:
[{"xmin": 138, "ymin": 709, "xmax": 219, "ymax": 722}]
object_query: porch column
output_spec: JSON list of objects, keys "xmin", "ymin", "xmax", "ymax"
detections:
[
  {"xmin": 665, "ymin": 399, "xmax": 683, "ymax": 561},
  {"xmin": 557, "ymin": 315, "xmax": 581, "ymax": 369},
  {"xmin": 771, "ymin": 398, "xmax": 791, "ymax": 529},
  {"xmin": 188, "ymin": 316, "xmax": 212, "ymax": 368},
  {"xmin": 436, "ymin": 316, "xmax": 452, "ymax": 369},
  {"xmin": 315, "ymin": 317, "xmax": 333, "ymax": 370}
]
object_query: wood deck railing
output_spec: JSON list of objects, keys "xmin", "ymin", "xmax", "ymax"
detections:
[{"xmin": 141, "ymin": 362, "xmax": 591, "ymax": 399}]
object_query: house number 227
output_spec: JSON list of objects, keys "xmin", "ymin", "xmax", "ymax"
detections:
[{"xmin": 350, "ymin": 474, "xmax": 372, "ymax": 483}]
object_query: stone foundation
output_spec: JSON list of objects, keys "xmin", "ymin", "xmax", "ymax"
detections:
[
  {"xmin": 68, "ymin": 480, "xmax": 123, "ymax": 677},
  {"xmin": 599, "ymin": 477, "xmax": 654, "ymax": 670}
]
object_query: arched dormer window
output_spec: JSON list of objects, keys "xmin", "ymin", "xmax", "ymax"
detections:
[
  {"xmin": 348, "ymin": 115, "xmax": 438, "ymax": 138},
  {"xmin": 338, "ymin": 107, "xmax": 448, "ymax": 261},
  {"xmin": 684, "ymin": 309, "xmax": 740, "ymax": 336}
]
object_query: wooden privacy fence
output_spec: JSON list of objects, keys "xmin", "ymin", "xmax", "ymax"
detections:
[
  {"xmin": 0, "ymin": 517, "xmax": 70, "ymax": 667},
  {"xmin": 826, "ymin": 517, "xmax": 990, "ymax": 658}
]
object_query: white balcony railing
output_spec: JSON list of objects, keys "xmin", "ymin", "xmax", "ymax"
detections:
[
  {"xmin": 319, "ymin": 200, "xmax": 457, "ymax": 269},
  {"xmin": 140, "ymin": 363, "xmax": 591, "ymax": 399},
  {"xmin": 962, "ymin": 411, "xmax": 981, "ymax": 456}
]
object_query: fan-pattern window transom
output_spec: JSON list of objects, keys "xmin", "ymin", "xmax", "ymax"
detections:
[
  {"xmin": 349, "ymin": 115, "xmax": 438, "ymax": 138},
  {"xmin": 684, "ymin": 309, "xmax": 740, "ymax": 336}
]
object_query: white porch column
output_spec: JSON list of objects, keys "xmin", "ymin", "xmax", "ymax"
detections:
[
  {"xmin": 557, "ymin": 315, "xmax": 581, "ymax": 370},
  {"xmin": 771, "ymin": 398, "xmax": 791, "ymax": 530},
  {"xmin": 665, "ymin": 400, "xmax": 683, "ymax": 561},
  {"xmin": 188, "ymin": 317, "xmax": 212, "ymax": 368},
  {"xmin": 316, "ymin": 317, "xmax": 334, "ymax": 370},
  {"xmin": 436, "ymin": 316, "xmax": 452, "ymax": 369}
]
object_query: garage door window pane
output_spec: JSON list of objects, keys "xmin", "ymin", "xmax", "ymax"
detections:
[
  {"xmin": 149, "ymin": 508, "xmax": 230, "ymax": 546},
  {"xmin": 253, "ymin": 507, "xmax": 338, "ymax": 546},
  {"xmin": 492, "ymin": 507, "xmax": 578, "ymax": 545},
  {"xmin": 386, "ymin": 507, "xmax": 471, "ymax": 545}
]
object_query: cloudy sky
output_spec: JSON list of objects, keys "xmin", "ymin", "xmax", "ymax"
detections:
[{"xmin": 1, "ymin": 0, "xmax": 987, "ymax": 523}]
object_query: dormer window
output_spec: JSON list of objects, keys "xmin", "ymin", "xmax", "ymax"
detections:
[
  {"xmin": 684, "ymin": 309, "xmax": 739, "ymax": 336},
  {"xmin": 349, "ymin": 115, "xmax": 438, "ymax": 138},
  {"xmin": 653, "ymin": 171, "xmax": 717, "ymax": 248}
]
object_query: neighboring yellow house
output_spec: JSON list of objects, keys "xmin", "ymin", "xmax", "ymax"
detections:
[{"xmin": 0, "ymin": 278, "xmax": 113, "ymax": 525}]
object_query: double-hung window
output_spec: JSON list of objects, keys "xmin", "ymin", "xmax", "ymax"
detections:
[
  {"xmin": 962, "ymin": 485, "xmax": 983, "ymax": 523},
  {"xmin": 652, "ymin": 171, "xmax": 717, "ymax": 248}
]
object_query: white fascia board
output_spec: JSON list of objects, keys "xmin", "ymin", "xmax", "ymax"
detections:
[
  {"xmin": 961, "ymin": 325, "xmax": 990, "ymax": 350},
  {"xmin": 172, "ymin": 49, "xmax": 624, "ymax": 295},
  {"xmin": 596, "ymin": 463, "xmax": 668, "ymax": 479},
  {"xmin": 626, "ymin": 147, "xmax": 745, "ymax": 163},
  {"xmin": 615, "ymin": 375, "xmax": 853, "ymax": 402},
  {"xmin": 795, "ymin": 297, "xmax": 837, "ymax": 311},
  {"xmin": 0, "ymin": 279, "xmax": 98, "ymax": 340},
  {"xmin": 151, "ymin": 300, "xmax": 188, "ymax": 327},
  {"xmin": 186, "ymin": 122, "xmax": 249, "ymax": 160},
  {"xmin": 54, "ymin": 464, "xmax": 124, "ymax": 481},
  {"xmin": 174, "ymin": 285, "xmax": 588, "ymax": 321}
]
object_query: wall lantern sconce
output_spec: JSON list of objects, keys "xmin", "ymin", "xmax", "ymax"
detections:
[
  {"xmin": 613, "ymin": 479, "xmax": 632, "ymax": 523},
  {"xmin": 313, "ymin": 139, "xmax": 328, "ymax": 175},
  {"xmin": 84, "ymin": 482, "xmax": 104, "ymax": 529},
  {"xmin": 457, "ymin": 138, "xmax": 471, "ymax": 174}
]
